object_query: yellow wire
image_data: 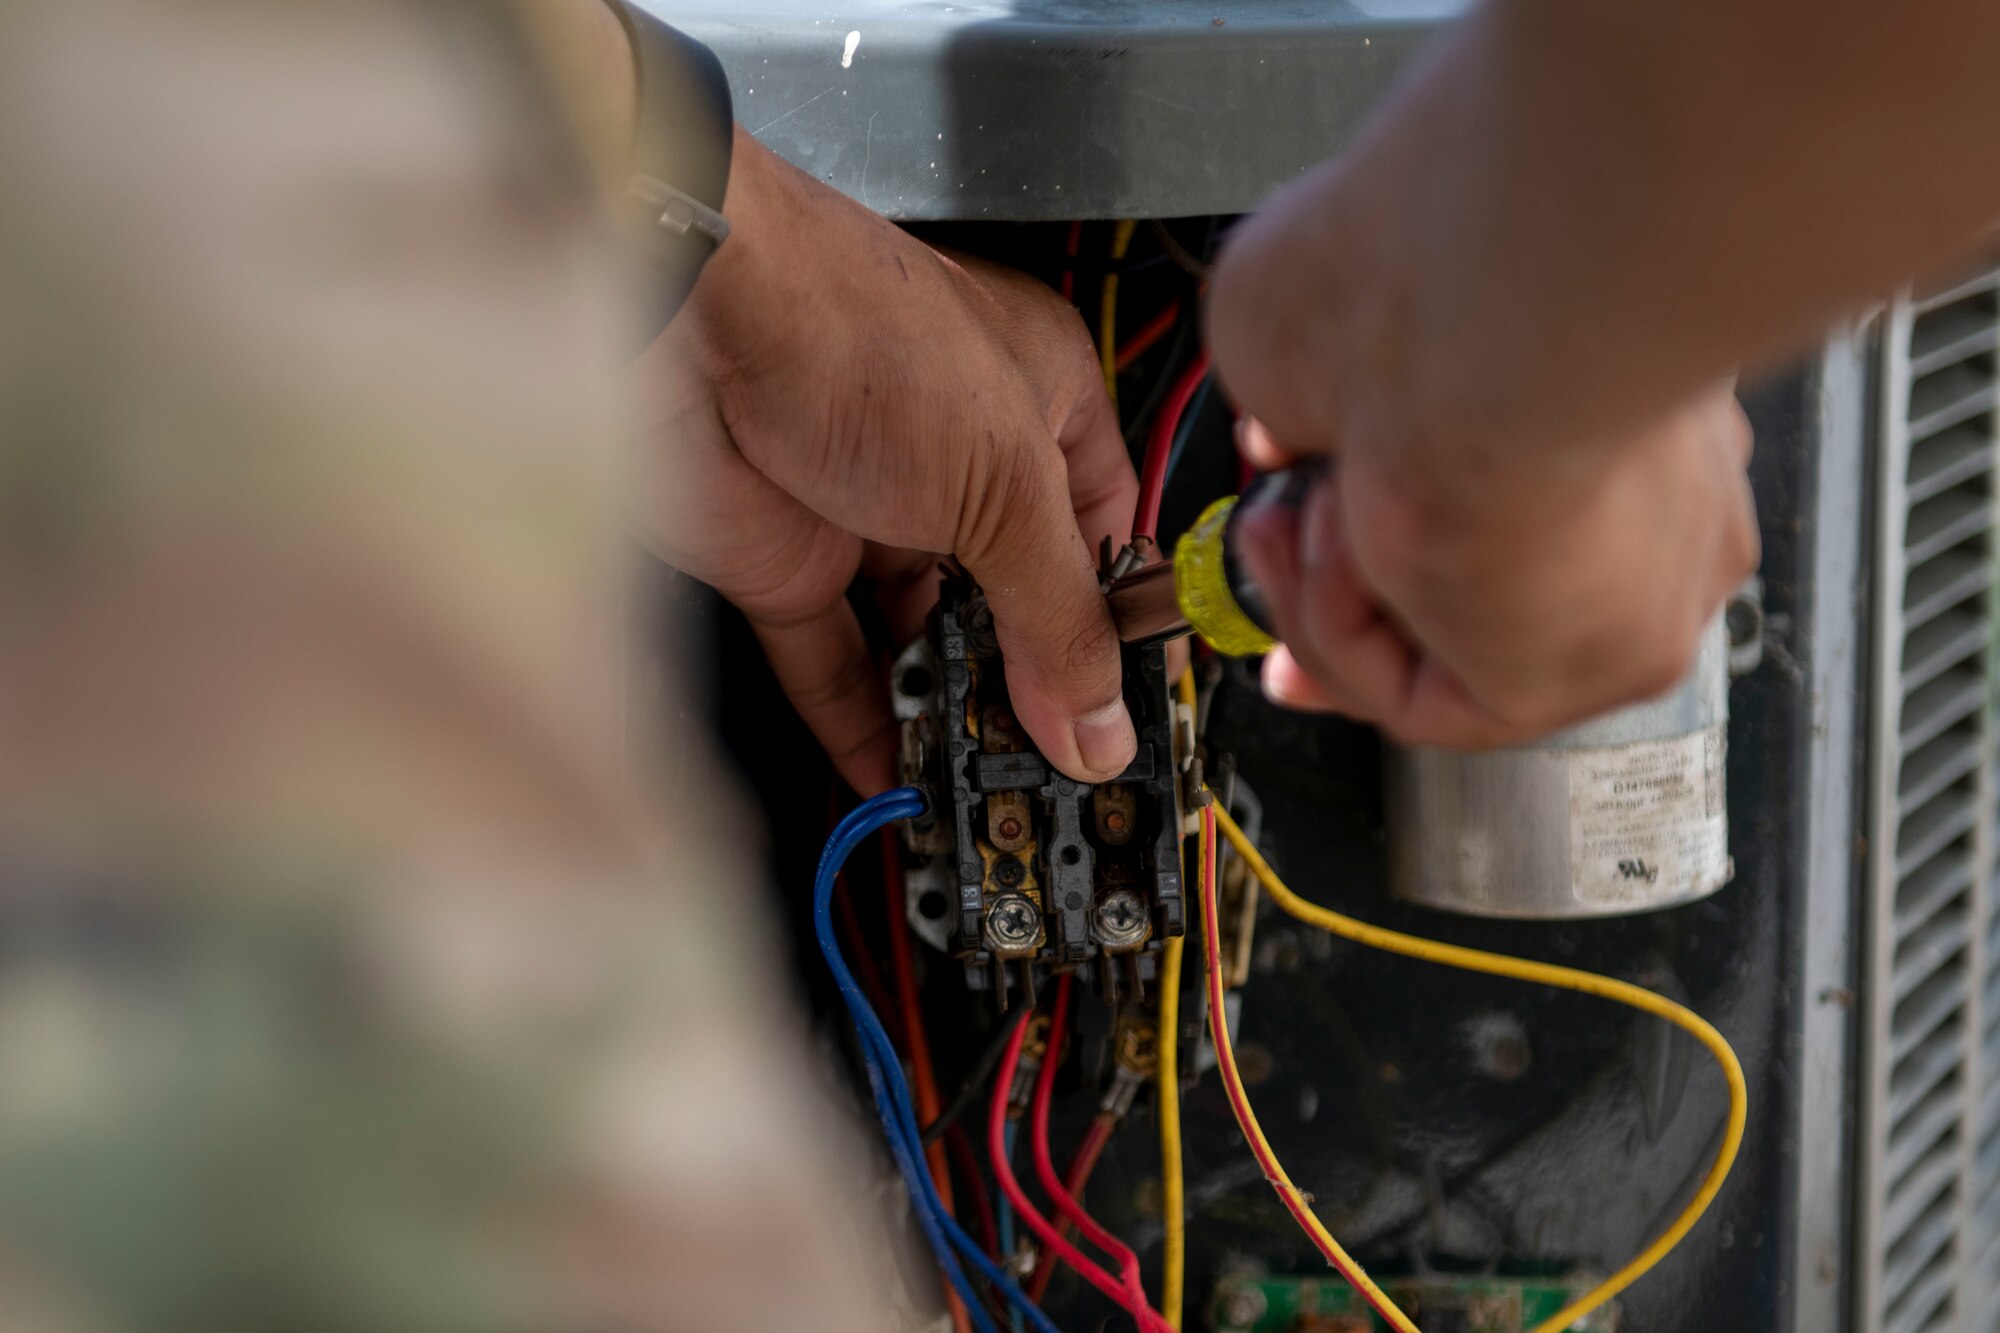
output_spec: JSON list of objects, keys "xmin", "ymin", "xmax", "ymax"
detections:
[
  {"xmin": 1207, "ymin": 801, "xmax": 1748, "ymax": 1333},
  {"xmin": 1198, "ymin": 806, "xmax": 1420, "ymax": 1333},
  {"xmin": 1157, "ymin": 937, "xmax": 1186, "ymax": 1327},
  {"xmin": 1155, "ymin": 669, "xmax": 1198, "ymax": 1328},
  {"xmin": 1100, "ymin": 219, "xmax": 1139, "ymax": 409}
]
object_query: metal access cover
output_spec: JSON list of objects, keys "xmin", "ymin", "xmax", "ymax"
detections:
[{"xmin": 647, "ymin": 0, "xmax": 1464, "ymax": 220}]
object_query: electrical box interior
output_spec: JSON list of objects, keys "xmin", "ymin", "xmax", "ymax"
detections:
[{"xmin": 682, "ymin": 11, "xmax": 1894, "ymax": 1329}]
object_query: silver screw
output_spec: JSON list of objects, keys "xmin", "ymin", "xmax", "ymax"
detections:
[
  {"xmin": 984, "ymin": 894, "xmax": 1042, "ymax": 953},
  {"xmin": 1092, "ymin": 890, "xmax": 1149, "ymax": 949}
]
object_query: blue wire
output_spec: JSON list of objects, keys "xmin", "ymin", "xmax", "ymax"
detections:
[
  {"xmin": 813, "ymin": 792, "xmax": 987, "ymax": 1328},
  {"xmin": 815, "ymin": 793, "xmax": 1058, "ymax": 1333},
  {"xmin": 813, "ymin": 789, "xmax": 1061, "ymax": 1333},
  {"xmin": 1161, "ymin": 373, "xmax": 1213, "ymax": 490},
  {"xmin": 998, "ymin": 1122, "xmax": 1023, "ymax": 1333}
]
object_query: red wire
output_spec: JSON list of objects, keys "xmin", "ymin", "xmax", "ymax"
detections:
[
  {"xmin": 1135, "ymin": 349, "xmax": 1213, "ymax": 543},
  {"xmin": 1069, "ymin": 1117, "xmax": 1115, "ymax": 1200},
  {"xmin": 945, "ymin": 1123, "xmax": 1001, "ymax": 1261},
  {"xmin": 1199, "ymin": 806, "xmax": 1407, "ymax": 1330},
  {"xmin": 1025, "ymin": 1112, "xmax": 1116, "ymax": 1302},
  {"xmin": 1059, "ymin": 220, "xmax": 1083, "ymax": 302},
  {"xmin": 1027, "ymin": 978, "xmax": 1172, "ymax": 1331},
  {"xmin": 1114, "ymin": 299, "xmax": 1182, "ymax": 373},
  {"xmin": 989, "ymin": 1001, "xmax": 1169, "ymax": 1330}
]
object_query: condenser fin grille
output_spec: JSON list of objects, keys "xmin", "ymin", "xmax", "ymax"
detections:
[{"xmin": 1861, "ymin": 260, "xmax": 2000, "ymax": 1333}]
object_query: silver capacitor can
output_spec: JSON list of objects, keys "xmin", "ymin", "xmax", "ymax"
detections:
[{"xmin": 1386, "ymin": 618, "xmax": 1733, "ymax": 919}]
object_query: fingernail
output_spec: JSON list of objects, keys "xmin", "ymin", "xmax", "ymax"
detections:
[
  {"xmin": 1262, "ymin": 648, "xmax": 1312, "ymax": 709},
  {"xmin": 1261, "ymin": 651, "xmax": 1297, "ymax": 705},
  {"xmin": 1073, "ymin": 700, "xmax": 1137, "ymax": 777}
]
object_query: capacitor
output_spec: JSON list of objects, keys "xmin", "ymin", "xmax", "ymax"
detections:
[{"xmin": 1387, "ymin": 618, "xmax": 1732, "ymax": 918}]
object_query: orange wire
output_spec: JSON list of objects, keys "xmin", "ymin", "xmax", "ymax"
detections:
[{"xmin": 881, "ymin": 828, "xmax": 968, "ymax": 1333}]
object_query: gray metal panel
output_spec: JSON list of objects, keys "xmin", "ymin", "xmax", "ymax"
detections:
[
  {"xmin": 1792, "ymin": 327, "xmax": 1871, "ymax": 1333},
  {"xmin": 654, "ymin": 0, "xmax": 1463, "ymax": 219}
]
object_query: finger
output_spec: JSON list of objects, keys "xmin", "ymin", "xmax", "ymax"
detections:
[
  {"xmin": 1261, "ymin": 645, "xmax": 1362, "ymax": 715},
  {"xmin": 1234, "ymin": 477, "xmax": 1407, "ymax": 721},
  {"xmin": 1391, "ymin": 654, "xmax": 1533, "ymax": 750},
  {"xmin": 1719, "ymin": 392, "xmax": 1755, "ymax": 467},
  {"xmin": 957, "ymin": 438, "xmax": 1135, "ymax": 783},
  {"xmin": 862, "ymin": 543, "xmax": 944, "ymax": 645},
  {"xmin": 1053, "ymin": 366, "xmax": 1141, "ymax": 554},
  {"xmin": 1235, "ymin": 416, "xmax": 1296, "ymax": 472},
  {"xmin": 748, "ymin": 600, "xmax": 900, "ymax": 796},
  {"xmin": 1238, "ymin": 478, "xmax": 1521, "ymax": 748}
]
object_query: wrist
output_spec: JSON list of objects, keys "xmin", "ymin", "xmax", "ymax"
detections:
[{"xmin": 669, "ymin": 130, "xmax": 796, "ymax": 368}]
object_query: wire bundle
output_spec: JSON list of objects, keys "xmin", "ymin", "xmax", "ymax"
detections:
[
  {"xmin": 812, "ymin": 789, "xmax": 1059, "ymax": 1333},
  {"xmin": 814, "ymin": 779, "xmax": 1746, "ymax": 1333},
  {"xmin": 1028, "ymin": 977, "xmax": 1166, "ymax": 1326},
  {"xmin": 988, "ymin": 1000, "xmax": 1174, "ymax": 1333}
]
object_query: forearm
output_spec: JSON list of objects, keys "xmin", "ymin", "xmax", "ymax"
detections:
[
  {"xmin": 1212, "ymin": 0, "xmax": 2000, "ymax": 507},
  {"xmin": 515, "ymin": 0, "xmax": 637, "ymax": 190}
]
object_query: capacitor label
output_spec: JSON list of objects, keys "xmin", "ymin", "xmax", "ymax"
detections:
[{"xmin": 1568, "ymin": 723, "xmax": 1729, "ymax": 907}]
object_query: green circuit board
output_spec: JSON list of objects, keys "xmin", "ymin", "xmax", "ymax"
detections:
[{"xmin": 1208, "ymin": 1273, "xmax": 1621, "ymax": 1333}]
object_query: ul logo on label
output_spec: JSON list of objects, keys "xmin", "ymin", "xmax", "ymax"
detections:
[{"xmin": 1617, "ymin": 858, "xmax": 1660, "ymax": 885}]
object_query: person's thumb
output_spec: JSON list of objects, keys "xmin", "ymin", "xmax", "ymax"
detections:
[{"xmin": 956, "ymin": 440, "xmax": 1136, "ymax": 783}]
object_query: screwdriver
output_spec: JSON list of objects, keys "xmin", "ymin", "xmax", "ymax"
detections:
[{"xmin": 1104, "ymin": 464, "xmax": 1319, "ymax": 653}]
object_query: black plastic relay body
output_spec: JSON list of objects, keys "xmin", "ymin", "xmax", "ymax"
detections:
[{"xmin": 892, "ymin": 572, "xmax": 1186, "ymax": 1004}]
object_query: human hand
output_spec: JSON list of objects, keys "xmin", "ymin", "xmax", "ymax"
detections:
[
  {"xmin": 1211, "ymin": 332, "xmax": 1756, "ymax": 748},
  {"xmin": 636, "ymin": 131, "xmax": 1139, "ymax": 793}
]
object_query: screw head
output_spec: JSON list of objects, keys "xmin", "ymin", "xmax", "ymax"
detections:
[
  {"xmin": 983, "ymin": 894, "xmax": 1041, "ymax": 951},
  {"xmin": 1092, "ymin": 889, "xmax": 1148, "ymax": 948},
  {"xmin": 997, "ymin": 816, "xmax": 1023, "ymax": 841},
  {"xmin": 1104, "ymin": 809, "xmax": 1129, "ymax": 833}
]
